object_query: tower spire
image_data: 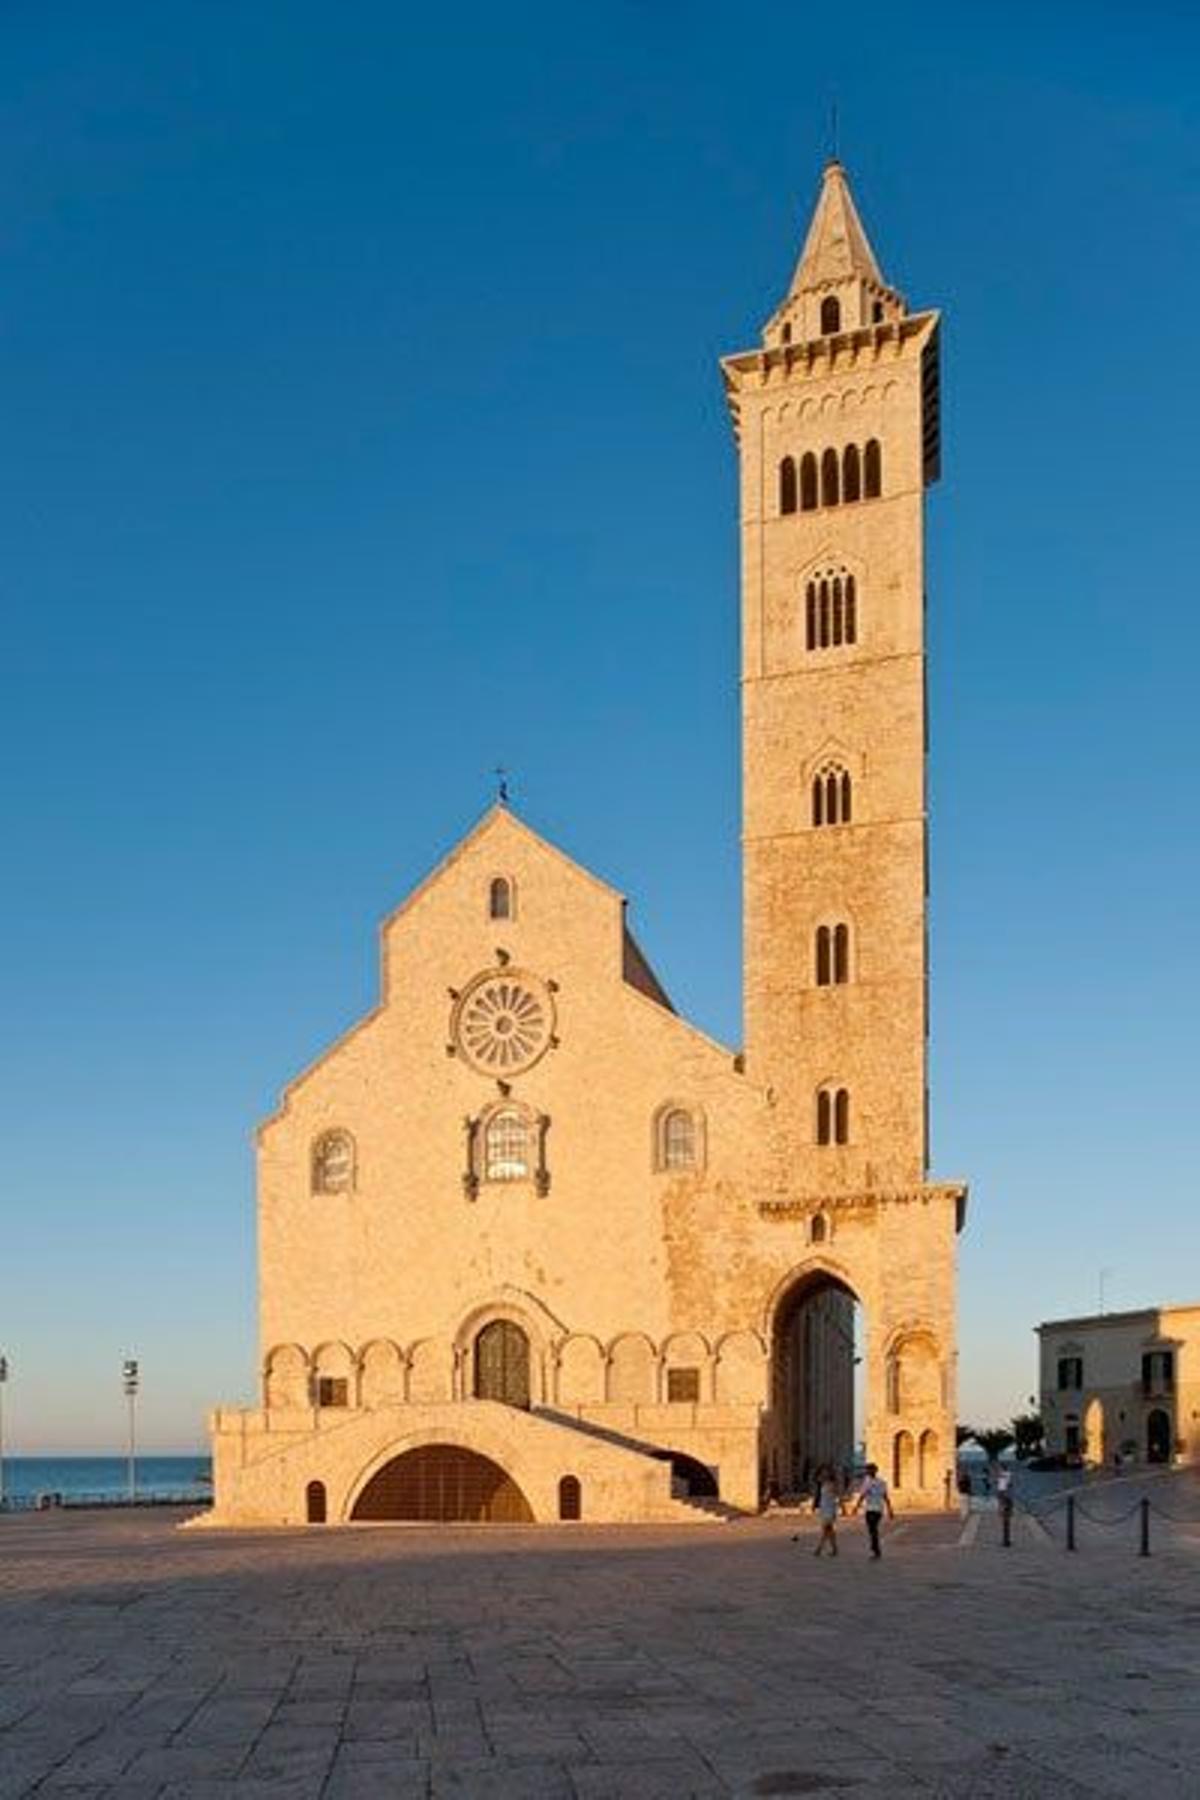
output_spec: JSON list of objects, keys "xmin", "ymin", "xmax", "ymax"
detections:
[
  {"xmin": 789, "ymin": 160, "xmax": 884, "ymax": 293},
  {"xmin": 762, "ymin": 161, "xmax": 903, "ymax": 349}
]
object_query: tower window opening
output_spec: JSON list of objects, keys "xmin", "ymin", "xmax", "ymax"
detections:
[
  {"xmin": 820, "ymin": 295, "xmax": 841, "ymax": 335},
  {"xmin": 816, "ymin": 1086, "xmax": 850, "ymax": 1147},
  {"xmin": 815, "ymin": 923, "xmax": 850, "ymax": 986},
  {"xmin": 806, "ymin": 566, "xmax": 857, "ymax": 652},
  {"xmin": 821, "ymin": 447, "xmax": 840, "ymax": 508},
  {"xmin": 843, "ymin": 443, "xmax": 861, "ymax": 503},
  {"xmin": 800, "ymin": 453, "xmax": 818, "ymax": 511},
  {"xmin": 872, "ymin": 299, "xmax": 884, "ymax": 323},
  {"xmin": 811, "ymin": 762, "xmax": 852, "ymax": 827},
  {"xmin": 781, "ymin": 322, "xmax": 792, "ymax": 344},
  {"xmin": 779, "ymin": 456, "xmax": 798, "ymax": 515},
  {"xmin": 864, "ymin": 438, "xmax": 882, "ymax": 498}
]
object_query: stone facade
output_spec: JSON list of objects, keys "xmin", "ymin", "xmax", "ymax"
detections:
[
  {"xmin": 207, "ymin": 161, "xmax": 966, "ymax": 1527},
  {"xmin": 1038, "ymin": 1305, "xmax": 1200, "ymax": 1468}
]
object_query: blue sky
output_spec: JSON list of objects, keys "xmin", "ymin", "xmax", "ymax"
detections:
[{"xmin": 1, "ymin": 1, "xmax": 1196, "ymax": 1450}]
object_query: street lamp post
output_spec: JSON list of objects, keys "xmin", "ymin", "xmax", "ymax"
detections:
[
  {"xmin": 123, "ymin": 1359, "xmax": 139, "ymax": 1504},
  {"xmin": 0, "ymin": 1355, "xmax": 8, "ymax": 1511}
]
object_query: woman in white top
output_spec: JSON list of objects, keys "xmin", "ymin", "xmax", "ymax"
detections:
[{"xmin": 810, "ymin": 1463, "xmax": 842, "ymax": 1557}]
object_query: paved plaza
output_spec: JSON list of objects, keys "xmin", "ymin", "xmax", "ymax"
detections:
[{"xmin": 1, "ymin": 1494, "xmax": 1199, "ymax": 1799}]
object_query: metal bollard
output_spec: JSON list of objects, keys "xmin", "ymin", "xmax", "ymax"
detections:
[
  {"xmin": 1066, "ymin": 1493, "xmax": 1076, "ymax": 1551},
  {"xmin": 1001, "ymin": 1503, "xmax": 1012, "ymax": 1547},
  {"xmin": 1139, "ymin": 1496, "xmax": 1150, "ymax": 1558}
]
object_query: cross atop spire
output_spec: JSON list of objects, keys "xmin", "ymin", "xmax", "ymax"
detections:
[
  {"xmin": 762, "ymin": 161, "xmax": 904, "ymax": 350},
  {"xmin": 788, "ymin": 160, "xmax": 884, "ymax": 294}
]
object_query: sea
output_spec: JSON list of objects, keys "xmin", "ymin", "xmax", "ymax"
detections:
[{"xmin": 0, "ymin": 1456, "xmax": 212, "ymax": 1510}]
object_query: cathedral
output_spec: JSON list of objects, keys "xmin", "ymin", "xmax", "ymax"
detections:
[{"xmin": 208, "ymin": 161, "xmax": 967, "ymax": 1526}]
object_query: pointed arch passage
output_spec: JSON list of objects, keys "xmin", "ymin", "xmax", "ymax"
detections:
[
  {"xmin": 779, "ymin": 456, "xmax": 797, "ymax": 515},
  {"xmin": 893, "ymin": 1429, "xmax": 915, "ymax": 1488},
  {"xmin": 800, "ymin": 453, "xmax": 819, "ymax": 511},
  {"xmin": 918, "ymin": 1429, "xmax": 939, "ymax": 1489},
  {"xmin": 350, "ymin": 1446, "xmax": 534, "ymax": 1522},
  {"xmin": 768, "ymin": 1268, "xmax": 862, "ymax": 1498}
]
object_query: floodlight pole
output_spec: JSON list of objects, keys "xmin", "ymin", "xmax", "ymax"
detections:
[{"xmin": 123, "ymin": 1359, "xmax": 139, "ymax": 1504}]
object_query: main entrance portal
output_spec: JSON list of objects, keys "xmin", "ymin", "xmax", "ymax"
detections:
[
  {"xmin": 350, "ymin": 1446, "xmax": 534, "ymax": 1521},
  {"xmin": 769, "ymin": 1273, "xmax": 861, "ymax": 1499},
  {"xmin": 474, "ymin": 1320, "xmax": 531, "ymax": 1408}
]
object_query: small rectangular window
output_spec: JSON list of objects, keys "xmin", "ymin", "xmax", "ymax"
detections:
[
  {"xmin": 317, "ymin": 1377, "xmax": 348, "ymax": 1408},
  {"xmin": 667, "ymin": 1367, "xmax": 700, "ymax": 1404},
  {"xmin": 1056, "ymin": 1357, "xmax": 1082, "ymax": 1392}
]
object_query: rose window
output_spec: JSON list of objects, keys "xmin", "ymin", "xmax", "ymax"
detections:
[{"xmin": 452, "ymin": 971, "xmax": 554, "ymax": 1075}]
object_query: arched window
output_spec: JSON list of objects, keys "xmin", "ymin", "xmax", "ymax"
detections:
[
  {"xmin": 820, "ymin": 295, "xmax": 841, "ymax": 334},
  {"xmin": 864, "ymin": 438, "xmax": 882, "ymax": 498},
  {"xmin": 483, "ymin": 1109, "xmax": 530, "ymax": 1181},
  {"xmin": 815, "ymin": 923, "xmax": 850, "ymax": 986},
  {"xmin": 662, "ymin": 1108, "xmax": 695, "ymax": 1170},
  {"xmin": 805, "ymin": 566, "xmax": 858, "ymax": 652},
  {"xmin": 779, "ymin": 456, "xmax": 797, "ymax": 515},
  {"xmin": 799, "ymin": 453, "xmax": 818, "ymax": 511},
  {"xmin": 821, "ymin": 447, "xmax": 840, "ymax": 507},
  {"xmin": 488, "ymin": 877, "xmax": 512, "ymax": 921},
  {"xmin": 810, "ymin": 1213, "xmax": 827, "ymax": 1245},
  {"xmin": 843, "ymin": 442, "xmax": 861, "ymax": 503},
  {"xmin": 811, "ymin": 761, "xmax": 852, "ymax": 827},
  {"xmin": 305, "ymin": 1480, "xmax": 327, "ymax": 1524},
  {"xmin": 558, "ymin": 1475, "xmax": 582, "ymax": 1521},
  {"xmin": 312, "ymin": 1130, "xmax": 355, "ymax": 1195},
  {"xmin": 816, "ymin": 1086, "xmax": 850, "ymax": 1146}
]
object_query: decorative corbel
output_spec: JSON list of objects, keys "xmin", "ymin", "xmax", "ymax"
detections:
[
  {"xmin": 462, "ymin": 1115, "xmax": 479, "ymax": 1202},
  {"xmin": 535, "ymin": 1113, "xmax": 552, "ymax": 1197}
]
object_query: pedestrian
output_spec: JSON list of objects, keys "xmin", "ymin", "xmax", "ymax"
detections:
[
  {"xmin": 810, "ymin": 1463, "xmax": 841, "ymax": 1557},
  {"xmin": 853, "ymin": 1462, "xmax": 894, "ymax": 1559}
]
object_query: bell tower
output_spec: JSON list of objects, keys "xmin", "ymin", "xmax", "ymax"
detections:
[{"xmin": 724, "ymin": 161, "xmax": 942, "ymax": 1198}]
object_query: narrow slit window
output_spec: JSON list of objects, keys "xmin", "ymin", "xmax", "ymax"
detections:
[
  {"xmin": 800, "ymin": 453, "xmax": 818, "ymax": 511},
  {"xmin": 843, "ymin": 442, "xmax": 861, "ymax": 503},
  {"xmin": 779, "ymin": 456, "xmax": 797, "ymax": 515},
  {"xmin": 864, "ymin": 438, "xmax": 882, "ymax": 498},
  {"xmin": 821, "ymin": 447, "xmax": 840, "ymax": 507}
]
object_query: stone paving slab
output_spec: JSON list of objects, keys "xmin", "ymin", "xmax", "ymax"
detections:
[{"xmin": 1, "ymin": 1506, "xmax": 1199, "ymax": 1796}]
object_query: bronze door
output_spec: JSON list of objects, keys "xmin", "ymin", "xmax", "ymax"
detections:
[
  {"xmin": 350, "ymin": 1446, "xmax": 533, "ymax": 1521},
  {"xmin": 474, "ymin": 1320, "xmax": 531, "ymax": 1408}
]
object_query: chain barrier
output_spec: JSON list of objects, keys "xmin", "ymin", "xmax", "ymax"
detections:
[{"xmin": 1003, "ymin": 1485, "xmax": 1200, "ymax": 1555}]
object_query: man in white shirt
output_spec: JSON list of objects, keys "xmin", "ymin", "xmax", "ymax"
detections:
[{"xmin": 852, "ymin": 1463, "xmax": 895, "ymax": 1559}]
